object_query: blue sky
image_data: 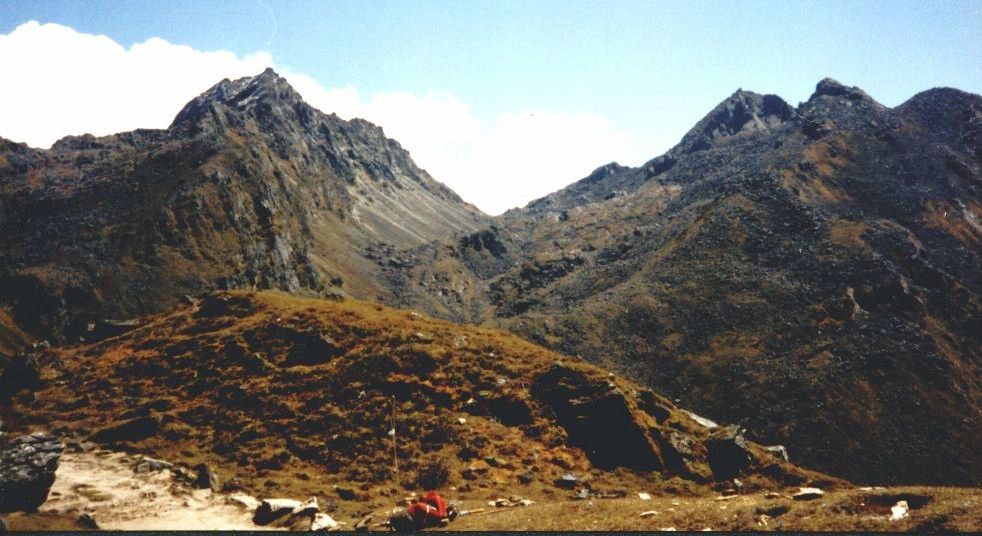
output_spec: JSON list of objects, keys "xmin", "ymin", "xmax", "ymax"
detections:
[{"xmin": 1, "ymin": 0, "xmax": 980, "ymax": 213}]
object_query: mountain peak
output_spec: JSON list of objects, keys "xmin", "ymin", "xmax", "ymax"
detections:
[
  {"xmin": 678, "ymin": 89, "xmax": 792, "ymax": 153},
  {"xmin": 170, "ymin": 69, "xmax": 304, "ymax": 129},
  {"xmin": 809, "ymin": 77, "xmax": 872, "ymax": 101}
]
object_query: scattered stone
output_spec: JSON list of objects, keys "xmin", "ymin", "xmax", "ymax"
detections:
[
  {"xmin": 134, "ymin": 456, "xmax": 173, "ymax": 474},
  {"xmin": 554, "ymin": 472, "xmax": 581, "ymax": 489},
  {"xmin": 890, "ymin": 500, "xmax": 909, "ymax": 521},
  {"xmin": 764, "ymin": 445, "xmax": 789, "ymax": 462},
  {"xmin": 638, "ymin": 492, "xmax": 652, "ymax": 500},
  {"xmin": 488, "ymin": 496, "xmax": 534, "ymax": 508},
  {"xmin": 312, "ymin": 513, "xmax": 341, "ymax": 530},
  {"xmin": 354, "ymin": 514, "xmax": 372, "ymax": 531},
  {"xmin": 228, "ymin": 494, "xmax": 260, "ymax": 510},
  {"xmin": 90, "ymin": 415, "xmax": 160, "ymax": 444},
  {"xmin": 77, "ymin": 513, "xmax": 100, "ymax": 529},
  {"xmin": 461, "ymin": 466, "xmax": 487, "ymax": 481},
  {"xmin": 683, "ymin": 410, "xmax": 719, "ymax": 428},
  {"xmin": 484, "ymin": 456, "xmax": 503, "ymax": 468},
  {"xmin": 294, "ymin": 497, "xmax": 319, "ymax": 517},
  {"xmin": 253, "ymin": 498, "xmax": 303, "ymax": 525},
  {"xmin": 91, "ymin": 318, "xmax": 142, "ymax": 341},
  {"xmin": 792, "ymin": 487, "xmax": 825, "ymax": 501},
  {"xmin": 639, "ymin": 510, "xmax": 659, "ymax": 517},
  {"xmin": 0, "ymin": 433, "xmax": 64, "ymax": 513},
  {"xmin": 193, "ymin": 463, "xmax": 221, "ymax": 491},
  {"xmin": 764, "ymin": 491, "xmax": 782, "ymax": 499},
  {"xmin": 457, "ymin": 417, "xmax": 467, "ymax": 425},
  {"xmin": 705, "ymin": 425, "xmax": 752, "ymax": 480},
  {"xmin": 411, "ymin": 332, "xmax": 432, "ymax": 343},
  {"xmin": 715, "ymin": 494, "xmax": 739, "ymax": 501},
  {"xmin": 517, "ymin": 472, "xmax": 534, "ymax": 485},
  {"xmin": 334, "ymin": 486, "xmax": 358, "ymax": 500}
]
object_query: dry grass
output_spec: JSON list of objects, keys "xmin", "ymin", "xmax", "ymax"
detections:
[
  {"xmin": 444, "ymin": 486, "xmax": 980, "ymax": 532},
  {"xmin": 4, "ymin": 290, "xmax": 804, "ymax": 524}
]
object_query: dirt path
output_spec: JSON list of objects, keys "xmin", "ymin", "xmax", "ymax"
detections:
[{"xmin": 39, "ymin": 448, "xmax": 271, "ymax": 530}]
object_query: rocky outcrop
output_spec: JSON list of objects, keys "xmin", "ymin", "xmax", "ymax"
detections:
[
  {"xmin": 533, "ymin": 363, "xmax": 664, "ymax": 471},
  {"xmin": 705, "ymin": 425, "xmax": 753, "ymax": 481},
  {"xmin": 0, "ymin": 433, "xmax": 63, "ymax": 512}
]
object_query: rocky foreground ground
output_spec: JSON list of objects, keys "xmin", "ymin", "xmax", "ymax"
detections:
[{"xmin": 1, "ymin": 443, "xmax": 978, "ymax": 531}]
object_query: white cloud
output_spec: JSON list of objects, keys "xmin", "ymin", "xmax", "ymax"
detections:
[{"xmin": 0, "ymin": 21, "xmax": 650, "ymax": 214}]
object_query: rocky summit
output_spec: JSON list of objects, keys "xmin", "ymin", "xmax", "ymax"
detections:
[
  {"xmin": 378, "ymin": 79, "xmax": 981, "ymax": 486},
  {"xmin": 0, "ymin": 69, "xmax": 486, "ymax": 345}
]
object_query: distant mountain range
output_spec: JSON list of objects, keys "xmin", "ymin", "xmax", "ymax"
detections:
[{"xmin": 1, "ymin": 71, "xmax": 978, "ymax": 486}]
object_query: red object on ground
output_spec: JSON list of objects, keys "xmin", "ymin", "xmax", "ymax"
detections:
[{"xmin": 407, "ymin": 491, "xmax": 448, "ymax": 529}]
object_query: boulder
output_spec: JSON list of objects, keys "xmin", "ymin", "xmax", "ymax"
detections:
[
  {"xmin": 193, "ymin": 463, "xmax": 221, "ymax": 491},
  {"xmin": 77, "ymin": 513, "xmax": 100, "ymax": 529},
  {"xmin": 134, "ymin": 456, "xmax": 173, "ymax": 473},
  {"xmin": 705, "ymin": 425, "xmax": 752, "ymax": 480},
  {"xmin": 554, "ymin": 473, "xmax": 581, "ymax": 490},
  {"xmin": 312, "ymin": 513, "xmax": 340, "ymax": 530},
  {"xmin": 334, "ymin": 485, "xmax": 358, "ymax": 500},
  {"xmin": 254, "ymin": 498, "xmax": 303, "ymax": 525},
  {"xmin": 90, "ymin": 414, "xmax": 160, "ymax": 444},
  {"xmin": 764, "ymin": 445, "xmax": 789, "ymax": 462},
  {"xmin": 533, "ymin": 364, "xmax": 664, "ymax": 471},
  {"xmin": 0, "ymin": 353, "xmax": 41, "ymax": 399},
  {"xmin": 91, "ymin": 319, "xmax": 141, "ymax": 341},
  {"xmin": 0, "ymin": 433, "xmax": 64, "ymax": 513},
  {"xmin": 792, "ymin": 487, "xmax": 824, "ymax": 501}
]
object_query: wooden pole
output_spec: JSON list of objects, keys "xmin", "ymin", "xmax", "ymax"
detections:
[{"xmin": 391, "ymin": 396, "xmax": 397, "ymax": 474}]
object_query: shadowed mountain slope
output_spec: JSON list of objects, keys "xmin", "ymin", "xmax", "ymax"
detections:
[{"xmin": 379, "ymin": 79, "xmax": 981, "ymax": 485}]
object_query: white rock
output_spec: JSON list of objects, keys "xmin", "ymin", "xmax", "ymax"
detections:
[
  {"xmin": 458, "ymin": 418, "xmax": 467, "ymax": 425},
  {"xmin": 638, "ymin": 492, "xmax": 652, "ymax": 500},
  {"xmin": 312, "ymin": 513, "xmax": 340, "ymax": 530},
  {"xmin": 228, "ymin": 494, "xmax": 260, "ymax": 510},
  {"xmin": 764, "ymin": 445, "xmax": 789, "ymax": 462},
  {"xmin": 890, "ymin": 500, "xmax": 909, "ymax": 521},
  {"xmin": 639, "ymin": 510, "xmax": 659, "ymax": 517},
  {"xmin": 295, "ymin": 497, "xmax": 320, "ymax": 516},
  {"xmin": 792, "ymin": 487, "xmax": 824, "ymax": 500},
  {"xmin": 683, "ymin": 410, "xmax": 719, "ymax": 428},
  {"xmin": 254, "ymin": 498, "xmax": 304, "ymax": 525}
]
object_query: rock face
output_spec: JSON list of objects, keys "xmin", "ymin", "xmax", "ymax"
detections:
[
  {"xmin": 380, "ymin": 80, "xmax": 982, "ymax": 485},
  {"xmin": 533, "ymin": 363, "xmax": 664, "ymax": 471},
  {"xmin": 0, "ymin": 433, "xmax": 64, "ymax": 512},
  {"xmin": 0, "ymin": 68, "xmax": 487, "ymax": 343},
  {"xmin": 705, "ymin": 426, "xmax": 753, "ymax": 480}
]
